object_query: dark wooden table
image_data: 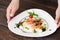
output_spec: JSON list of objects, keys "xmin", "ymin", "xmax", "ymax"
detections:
[{"xmin": 0, "ymin": 0, "xmax": 60, "ymax": 40}]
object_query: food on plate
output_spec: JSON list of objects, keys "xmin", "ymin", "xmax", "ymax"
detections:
[{"xmin": 16, "ymin": 11, "xmax": 47, "ymax": 33}]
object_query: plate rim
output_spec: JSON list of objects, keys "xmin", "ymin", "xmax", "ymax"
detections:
[{"xmin": 8, "ymin": 8, "xmax": 58, "ymax": 37}]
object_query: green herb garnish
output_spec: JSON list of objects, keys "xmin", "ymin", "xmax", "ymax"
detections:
[
  {"xmin": 16, "ymin": 24, "xmax": 20, "ymax": 28},
  {"xmin": 42, "ymin": 28, "xmax": 46, "ymax": 32},
  {"xmin": 43, "ymin": 24, "xmax": 46, "ymax": 28},
  {"xmin": 42, "ymin": 24, "xmax": 46, "ymax": 31},
  {"xmin": 39, "ymin": 18, "xmax": 42, "ymax": 21},
  {"xmin": 33, "ymin": 29, "xmax": 37, "ymax": 33},
  {"xmin": 25, "ymin": 27, "xmax": 29, "ymax": 30},
  {"xmin": 33, "ymin": 11, "xmax": 38, "ymax": 16},
  {"xmin": 28, "ymin": 12, "xmax": 33, "ymax": 15},
  {"xmin": 28, "ymin": 11, "xmax": 38, "ymax": 17}
]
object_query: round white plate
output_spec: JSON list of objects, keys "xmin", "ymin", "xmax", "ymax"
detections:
[{"xmin": 8, "ymin": 9, "xmax": 58, "ymax": 37}]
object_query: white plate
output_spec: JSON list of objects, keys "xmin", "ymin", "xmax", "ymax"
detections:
[{"xmin": 8, "ymin": 9, "xmax": 58, "ymax": 37}]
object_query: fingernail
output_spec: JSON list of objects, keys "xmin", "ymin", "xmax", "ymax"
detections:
[
  {"xmin": 7, "ymin": 19, "xmax": 9, "ymax": 23},
  {"xmin": 10, "ymin": 14, "xmax": 13, "ymax": 17}
]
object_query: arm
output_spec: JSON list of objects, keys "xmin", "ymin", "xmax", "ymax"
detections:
[
  {"xmin": 55, "ymin": 0, "xmax": 60, "ymax": 28},
  {"xmin": 6, "ymin": 0, "xmax": 19, "ymax": 23}
]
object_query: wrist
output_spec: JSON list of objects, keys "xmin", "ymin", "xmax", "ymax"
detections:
[{"xmin": 58, "ymin": 6, "xmax": 60, "ymax": 9}]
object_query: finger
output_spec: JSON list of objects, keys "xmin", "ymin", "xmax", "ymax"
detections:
[
  {"xmin": 7, "ymin": 16, "xmax": 10, "ymax": 23},
  {"xmin": 55, "ymin": 15, "xmax": 59, "ymax": 24},
  {"xmin": 6, "ymin": 14, "xmax": 10, "ymax": 23},
  {"xmin": 58, "ymin": 22, "xmax": 60, "ymax": 28},
  {"xmin": 6, "ymin": 8, "xmax": 11, "ymax": 23},
  {"xmin": 10, "ymin": 9, "xmax": 16, "ymax": 17}
]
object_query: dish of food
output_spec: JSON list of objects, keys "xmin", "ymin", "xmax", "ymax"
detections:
[
  {"xmin": 8, "ymin": 9, "xmax": 57, "ymax": 37},
  {"xmin": 16, "ymin": 11, "xmax": 47, "ymax": 33}
]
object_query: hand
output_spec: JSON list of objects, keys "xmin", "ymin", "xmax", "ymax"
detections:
[
  {"xmin": 55, "ymin": 7, "xmax": 60, "ymax": 28},
  {"xmin": 6, "ymin": 0, "xmax": 19, "ymax": 23}
]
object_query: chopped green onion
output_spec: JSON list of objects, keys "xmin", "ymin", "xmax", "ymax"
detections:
[
  {"xmin": 33, "ymin": 29, "xmax": 37, "ymax": 33},
  {"xmin": 25, "ymin": 27, "xmax": 29, "ymax": 30}
]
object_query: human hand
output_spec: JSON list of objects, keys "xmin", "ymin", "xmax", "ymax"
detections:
[
  {"xmin": 6, "ymin": 0, "xmax": 19, "ymax": 23},
  {"xmin": 55, "ymin": 7, "xmax": 60, "ymax": 28}
]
